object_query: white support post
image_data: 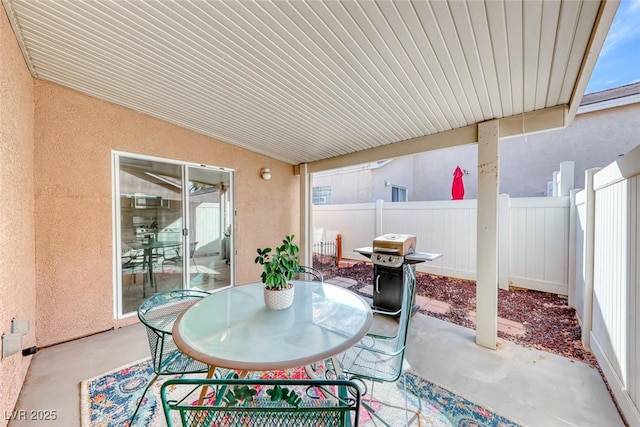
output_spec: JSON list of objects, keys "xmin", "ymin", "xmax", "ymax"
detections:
[
  {"xmin": 553, "ymin": 171, "xmax": 559, "ymax": 196},
  {"xmin": 567, "ymin": 189, "xmax": 579, "ymax": 308},
  {"xmin": 498, "ymin": 194, "xmax": 510, "ymax": 290},
  {"xmin": 476, "ymin": 120, "xmax": 499, "ymax": 349},
  {"xmin": 558, "ymin": 161, "xmax": 575, "ymax": 196},
  {"xmin": 582, "ymin": 168, "xmax": 600, "ymax": 350},
  {"xmin": 375, "ymin": 199, "xmax": 384, "ymax": 237},
  {"xmin": 299, "ymin": 163, "xmax": 312, "ymax": 267}
]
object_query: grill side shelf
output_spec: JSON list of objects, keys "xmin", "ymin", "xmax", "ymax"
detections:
[{"xmin": 404, "ymin": 252, "xmax": 442, "ymax": 262}]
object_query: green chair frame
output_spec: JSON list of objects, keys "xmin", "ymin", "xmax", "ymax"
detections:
[
  {"xmin": 293, "ymin": 265, "xmax": 324, "ymax": 282},
  {"xmin": 162, "ymin": 241, "xmax": 200, "ymax": 273},
  {"xmin": 131, "ymin": 289, "xmax": 211, "ymax": 426},
  {"xmin": 122, "ymin": 247, "xmax": 154, "ymax": 297},
  {"xmin": 161, "ymin": 378, "xmax": 361, "ymax": 427}
]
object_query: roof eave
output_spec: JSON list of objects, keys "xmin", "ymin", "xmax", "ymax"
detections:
[{"xmin": 567, "ymin": 0, "xmax": 620, "ymax": 123}]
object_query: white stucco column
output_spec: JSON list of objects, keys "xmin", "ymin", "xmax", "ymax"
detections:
[
  {"xmin": 299, "ymin": 163, "xmax": 312, "ymax": 267},
  {"xmin": 476, "ymin": 120, "xmax": 499, "ymax": 349}
]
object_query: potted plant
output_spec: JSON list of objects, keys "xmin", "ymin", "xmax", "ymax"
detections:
[{"xmin": 254, "ymin": 234, "xmax": 299, "ymax": 310}]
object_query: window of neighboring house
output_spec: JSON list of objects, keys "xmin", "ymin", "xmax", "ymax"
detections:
[
  {"xmin": 391, "ymin": 186, "xmax": 407, "ymax": 202},
  {"xmin": 312, "ymin": 185, "xmax": 332, "ymax": 205}
]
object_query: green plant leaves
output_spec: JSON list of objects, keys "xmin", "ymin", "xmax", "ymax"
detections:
[
  {"xmin": 223, "ymin": 385, "xmax": 257, "ymax": 407},
  {"xmin": 222, "ymin": 384, "xmax": 301, "ymax": 408},
  {"xmin": 266, "ymin": 385, "xmax": 302, "ymax": 408},
  {"xmin": 254, "ymin": 234, "xmax": 300, "ymax": 289}
]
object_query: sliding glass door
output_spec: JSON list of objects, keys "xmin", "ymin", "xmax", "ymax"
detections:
[
  {"xmin": 115, "ymin": 153, "xmax": 234, "ymax": 317},
  {"xmin": 185, "ymin": 166, "xmax": 233, "ymax": 290}
]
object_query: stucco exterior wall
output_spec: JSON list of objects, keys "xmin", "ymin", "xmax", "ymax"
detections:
[
  {"xmin": 412, "ymin": 106, "xmax": 639, "ymax": 200},
  {"xmin": 311, "ymin": 156, "xmax": 416, "ymax": 204},
  {"xmin": 410, "ymin": 146, "xmax": 491, "ymax": 200},
  {"xmin": 500, "ymin": 104, "xmax": 640, "ymax": 196},
  {"xmin": 371, "ymin": 156, "xmax": 414, "ymax": 201},
  {"xmin": 313, "ymin": 149, "xmax": 476, "ymax": 203},
  {"xmin": 412, "ymin": 144, "xmax": 478, "ymax": 201},
  {"xmin": 34, "ymin": 81, "xmax": 299, "ymax": 347},
  {"xmin": 312, "ymin": 170, "xmax": 373, "ymax": 204},
  {"xmin": 0, "ymin": 5, "xmax": 36, "ymax": 424}
]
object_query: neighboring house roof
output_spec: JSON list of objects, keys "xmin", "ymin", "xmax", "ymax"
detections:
[
  {"xmin": 313, "ymin": 159, "xmax": 393, "ymax": 177},
  {"xmin": 3, "ymin": 0, "xmax": 616, "ymax": 166},
  {"xmin": 578, "ymin": 82, "xmax": 640, "ymax": 114},
  {"xmin": 581, "ymin": 82, "xmax": 640, "ymax": 105}
]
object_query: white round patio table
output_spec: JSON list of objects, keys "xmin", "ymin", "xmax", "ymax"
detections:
[{"xmin": 173, "ymin": 281, "xmax": 373, "ymax": 372}]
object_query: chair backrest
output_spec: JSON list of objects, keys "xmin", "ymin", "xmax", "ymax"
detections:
[
  {"xmin": 340, "ymin": 264, "xmax": 416, "ymax": 383},
  {"xmin": 292, "ymin": 265, "xmax": 324, "ymax": 282},
  {"xmin": 122, "ymin": 248, "xmax": 144, "ymax": 267},
  {"xmin": 367, "ymin": 264, "xmax": 416, "ymax": 348},
  {"xmin": 394, "ymin": 264, "xmax": 416, "ymax": 350},
  {"xmin": 138, "ymin": 289, "xmax": 210, "ymax": 375},
  {"xmin": 161, "ymin": 378, "xmax": 361, "ymax": 427}
]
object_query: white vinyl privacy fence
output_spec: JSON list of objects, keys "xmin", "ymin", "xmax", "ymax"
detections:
[
  {"xmin": 573, "ymin": 144, "xmax": 640, "ymax": 427},
  {"xmin": 314, "ymin": 195, "xmax": 570, "ymax": 295}
]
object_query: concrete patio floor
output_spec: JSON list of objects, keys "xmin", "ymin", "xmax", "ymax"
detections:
[{"xmin": 9, "ymin": 309, "xmax": 624, "ymax": 427}]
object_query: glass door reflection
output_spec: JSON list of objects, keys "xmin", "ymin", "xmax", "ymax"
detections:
[{"xmin": 119, "ymin": 158, "xmax": 184, "ymax": 314}]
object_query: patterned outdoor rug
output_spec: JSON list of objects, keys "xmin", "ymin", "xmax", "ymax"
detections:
[{"xmin": 81, "ymin": 358, "xmax": 520, "ymax": 426}]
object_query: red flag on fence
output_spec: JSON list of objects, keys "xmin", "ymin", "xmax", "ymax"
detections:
[{"xmin": 452, "ymin": 166, "xmax": 465, "ymax": 200}]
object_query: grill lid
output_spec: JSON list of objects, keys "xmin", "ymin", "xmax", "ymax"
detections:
[{"xmin": 372, "ymin": 234, "xmax": 416, "ymax": 256}]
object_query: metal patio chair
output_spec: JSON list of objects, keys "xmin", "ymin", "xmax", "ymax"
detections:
[
  {"xmin": 131, "ymin": 289, "xmax": 211, "ymax": 426},
  {"xmin": 293, "ymin": 265, "xmax": 326, "ymax": 375},
  {"xmin": 335, "ymin": 264, "xmax": 418, "ymax": 426},
  {"xmin": 160, "ymin": 378, "xmax": 361, "ymax": 426},
  {"xmin": 292, "ymin": 265, "xmax": 324, "ymax": 282},
  {"xmin": 162, "ymin": 241, "xmax": 200, "ymax": 273},
  {"xmin": 122, "ymin": 247, "xmax": 154, "ymax": 297}
]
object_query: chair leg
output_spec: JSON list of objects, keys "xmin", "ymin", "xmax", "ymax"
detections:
[
  {"xmin": 191, "ymin": 258, "xmax": 200, "ymax": 273},
  {"xmin": 356, "ymin": 375, "xmax": 421, "ymax": 427},
  {"xmin": 401, "ymin": 373, "xmax": 423, "ymax": 426},
  {"xmin": 130, "ymin": 373, "xmax": 159, "ymax": 426},
  {"xmin": 361, "ymin": 399, "xmax": 392, "ymax": 427},
  {"xmin": 403, "ymin": 374, "xmax": 409, "ymax": 426},
  {"xmin": 142, "ymin": 270, "xmax": 147, "ymax": 298},
  {"xmin": 197, "ymin": 366, "xmax": 217, "ymax": 405}
]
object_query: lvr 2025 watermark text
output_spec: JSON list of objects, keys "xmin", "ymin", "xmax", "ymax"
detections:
[{"xmin": 3, "ymin": 410, "xmax": 58, "ymax": 421}]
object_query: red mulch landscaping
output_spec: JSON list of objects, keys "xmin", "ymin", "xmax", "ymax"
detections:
[{"xmin": 317, "ymin": 260, "xmax": 597, "ymax": 368}]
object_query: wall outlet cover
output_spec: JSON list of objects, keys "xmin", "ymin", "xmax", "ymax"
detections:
[
  {"xmin": 11, "ymin": 318, "xmax": 29, "ymax": 335},
  {"xmin": 2, "ymin": 333, "xmax": 22, "ymax": 359}
]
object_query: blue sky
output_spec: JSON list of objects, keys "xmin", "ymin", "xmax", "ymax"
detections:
[{"xmin": 586, "ymin": 0, "xmax": 640, "ymax": 94}]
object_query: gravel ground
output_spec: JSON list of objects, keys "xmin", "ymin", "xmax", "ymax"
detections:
[{"xmin": 317, "ymin": 260, "xmax": 597, "ymax": 368}]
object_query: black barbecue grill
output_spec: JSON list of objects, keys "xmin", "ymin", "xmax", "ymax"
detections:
[{"xmin": 355, "ymin": 234, "xmax": 441, "ymax": 314}]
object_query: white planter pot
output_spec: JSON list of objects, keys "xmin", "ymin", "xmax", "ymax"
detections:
[{"xmin": 264, "ymin": 284, "xmax": 294, "ymax": 310}]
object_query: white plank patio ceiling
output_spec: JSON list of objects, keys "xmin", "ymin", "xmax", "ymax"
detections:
[{"xmin": 3, "ymin": 0, "xmax": 611, "ymax": 165}]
